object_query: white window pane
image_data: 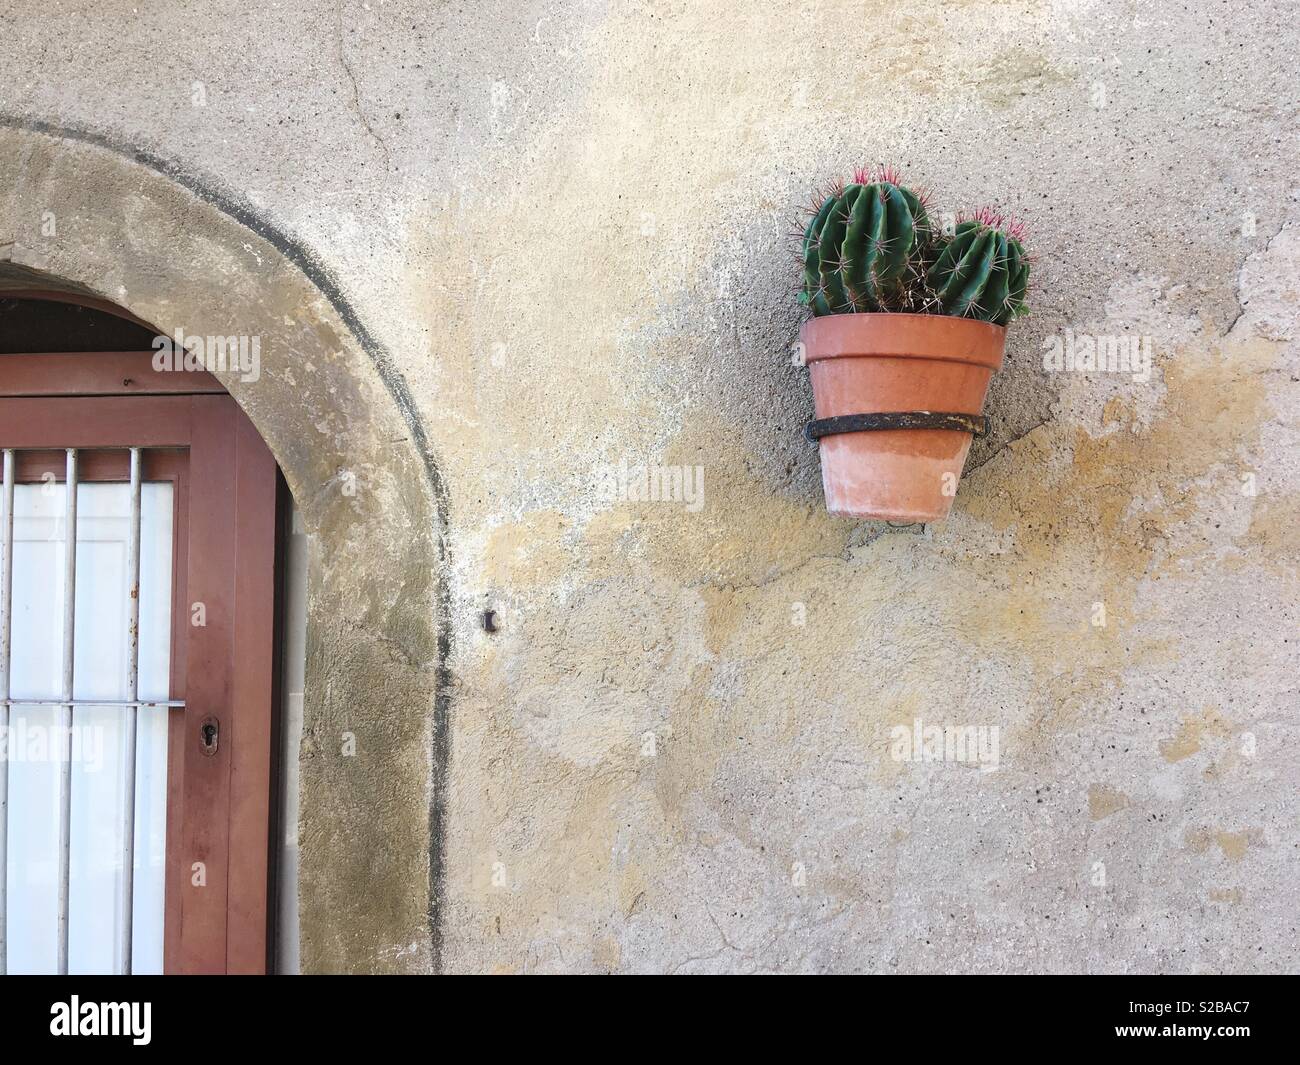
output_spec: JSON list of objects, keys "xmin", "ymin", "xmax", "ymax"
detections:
[{"xmin": 5, "ymin": 478, "xmax": 173, "ymax": 974}]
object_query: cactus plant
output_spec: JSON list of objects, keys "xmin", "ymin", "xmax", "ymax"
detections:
[
  {"xmin": 800, "ymin": 166, "xmax": 933, "ymax": 316},
  {"xmin": 926, "ymin": 210, "xmax": 1030, "ymax": 325},
  {"xmin": 797, "ymin": 172, "xmax": 1031, "ymax": 324},
  {"xmin": 796, "ymin": 171, "xmax": 1031, "ymax": 522}
]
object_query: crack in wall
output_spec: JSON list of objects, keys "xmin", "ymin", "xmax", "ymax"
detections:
[{"xmin": 335, "ymin": 1, "xmax": 393, "ymax": 172}]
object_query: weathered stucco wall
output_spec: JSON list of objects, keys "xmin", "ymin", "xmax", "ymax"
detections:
[{"xmin": 2, "ymin": 0, "xmax": 1297, "ymax": 973}]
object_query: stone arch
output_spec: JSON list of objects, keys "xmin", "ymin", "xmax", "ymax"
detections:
[{"xmin": 0, "ymin": 117, "xmax": 449, "ymax": 973}]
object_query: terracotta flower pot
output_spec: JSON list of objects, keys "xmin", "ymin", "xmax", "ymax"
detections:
[{"xmin": 801, "ymin": 313, "xmax": 1006, "ymax": 523}]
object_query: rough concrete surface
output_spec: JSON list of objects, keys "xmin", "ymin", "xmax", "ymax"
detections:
[{"xmin": 1, "ymin": 0, "xmax": 1297, "ymax": 973}]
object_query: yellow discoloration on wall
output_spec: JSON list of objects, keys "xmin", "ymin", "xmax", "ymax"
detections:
[
  {"xmin": 592, "ymin": 934, "xmax": 621, "ymax": 971},
  {"xmin": 482, "ymin": 510, "xmax": 575, "ymax": 589},
  {"xmin": 1214, "ymin": 832, "xmax": 1251, "ymax": 863},
  {"xmin": 1245, "ymin": 494, "xmax": 1300, "ymax": 557},
  {"xmin": 1160, "ymin": 707, "xmax": 1231, "ymax": 763},
  {"xmin": 1088, "ymin": 785, "xmax": 1129, "ymax": 820},
  {"xmin": 1186, "ymin": 828, "xmax": 1254, "ymax": 862}
]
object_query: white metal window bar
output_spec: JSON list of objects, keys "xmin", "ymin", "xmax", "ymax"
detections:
[{"xmin": 0, "ymin": 446, "xmax": 184, "ymax": 975}]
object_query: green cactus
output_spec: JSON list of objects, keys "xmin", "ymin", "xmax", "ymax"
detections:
[
  {"xmin": 800, "ymin": 168, "xmax": 932, "ymax": 315},
  {"xmin": 926, "ymin": 213, "xmax": 1030, "ymax": 326}
]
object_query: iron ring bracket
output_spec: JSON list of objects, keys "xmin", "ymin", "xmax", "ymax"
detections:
[{"xmin": 805, "ymin": 411, "xmax": 989, "ymax": 442}]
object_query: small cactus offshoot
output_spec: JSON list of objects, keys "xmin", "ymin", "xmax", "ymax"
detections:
[
  {"xmin": 927, "ymin": 209, "xmax": 1030, "ymax": 325},
  {"xmin": 797, "ymin": 170, "xmax": 1030, "ymax": 324}
]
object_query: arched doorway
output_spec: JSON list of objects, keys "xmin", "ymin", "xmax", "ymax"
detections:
[{"xmin": 1, "ymin": 120, "xmax": 449, "ymax": 973}]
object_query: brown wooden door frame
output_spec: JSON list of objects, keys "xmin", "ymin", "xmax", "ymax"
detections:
[{"xmin": 0, "ymin": 381, "xmax": 280, "ymax": 973}]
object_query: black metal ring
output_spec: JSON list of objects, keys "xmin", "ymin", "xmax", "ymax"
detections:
[{"xmin": 805, "ymin": 411, "xmax": 989, "ymax": 442}]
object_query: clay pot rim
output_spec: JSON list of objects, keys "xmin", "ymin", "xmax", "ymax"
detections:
[{"xmin": 800, "ymin": 311, "xmax": 1007, "ymax": 371}]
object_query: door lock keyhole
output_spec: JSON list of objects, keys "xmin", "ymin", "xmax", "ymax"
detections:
[{"xmin": 199, "ymin": 716, "xmax": 219, "ymax": 756}]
